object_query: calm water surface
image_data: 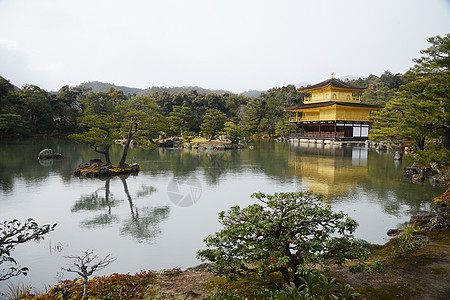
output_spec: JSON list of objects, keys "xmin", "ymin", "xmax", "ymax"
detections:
[{"xmin": 0, "ymin": 138, "xmax": 444, "ymax": 292}]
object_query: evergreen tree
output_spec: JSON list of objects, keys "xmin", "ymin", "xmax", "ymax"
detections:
[
  {"xmin": 201, "ymin": 109, "xmax": 226, "ymax": 141},
  {"xmin": 69, "ymin": 88, "xmax": 128, "ymax": 163},
  {"xmin": 117, "ymin": 95, "xmax": 167, "ymax": 166},
  {"xmin": 198, "ymin": 192, "xmax": 371, "ymax": 286},
  {"xmin": 53, "ymin": 85, "xmax": 89, "ymax": 134},
  {"xmin": 69, "ymin": 114, "xmax": 121, "ymax": 163},
  {"xmin": 221, "ymin": 121, "xmax": 243, "ymax": 143},
  {"xmin": 243, "ymin": 98, "xmax": 265, "ymax": 134},
  {"xmin": 16, "ymin": 85, "xmax": 55, "ymax": 134},
  {"xmin": 370, "ymin": 34, "xmax": 450, "ymax": 151},
  {"xmin": 168, "ymin": 105, "xmax": 193, "ymax": 136}
]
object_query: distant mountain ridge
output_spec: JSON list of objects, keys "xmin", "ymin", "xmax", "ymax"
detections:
[
  {"xmin": 77, "ymin": 77, "xmax": 361, "ymax": 98},
  {"xmin": 79, "ymin": 81, "xmax": 142, "ymax": 95},
  {"xmin": 295, "ymin": 82, "xmax": 310, "ymax": 88},
  {"xmin": 78, "ymin": 81, "xmax": 239, "ymax": 96},
  {"xmin": 339, "ymin": 75, "xmax": 361, "ymax": 81}
]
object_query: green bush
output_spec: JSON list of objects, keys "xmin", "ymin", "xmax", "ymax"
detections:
[
  {"xmin": 392, "ymin": 225, "xmax": 428, "ymax": 258},
  {"xmin": 207, "ymin": 272, "xmax": 363, "ymax": 300},
  {"xmin": 412, "ymin": 145, "xmax": 450, "ymax": 167}
]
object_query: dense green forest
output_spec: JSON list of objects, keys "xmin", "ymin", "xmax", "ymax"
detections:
[
  {"xmin": 0, "ymin": 34, "xmax": 448, "ymax": 161},
  {"xmin": 0, "ymin": 78, "xmax": 306, "ymax": 138},
  {"xmin": 0, "ymin": 73, "xmax": 402, "ymax": 138}
]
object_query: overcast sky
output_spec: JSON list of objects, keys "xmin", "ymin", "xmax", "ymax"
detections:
[{"xmin": 0, "ymin": 0, "xmax": 449, "ymax": 93}]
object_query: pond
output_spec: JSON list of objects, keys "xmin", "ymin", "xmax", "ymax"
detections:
[{"xmin": 0, "ymin": 137, "xmax": 444, "ymax": 293}]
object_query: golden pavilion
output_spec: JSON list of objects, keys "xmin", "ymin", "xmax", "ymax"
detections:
[{"xmin": 285, "ymin": 76, "xmax": 383, "ymax": 141}]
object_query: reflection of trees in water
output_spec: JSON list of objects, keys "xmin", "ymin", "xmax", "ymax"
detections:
[
  {"xmin": 136, "ymin": 185, "xmax": 157, "ymax": 198},
  {"xmin": 194, "ymin": 143, "xmax": 300, "ymax": 185},
  {"xmin": 72, "ymin": 178, "xmax": 122, "ymax": 214},
  {"xmin": 199, "ymin": 151, "xmax": 236, "ymax": 185},
  {"xmin": 71, "ymin": 176, "xmax": 169, "ymax": 243},
  {"xmin": 119, "ymin": 176, "xmax": 170, "ymax": 242},
  {"xmin": 120, "ymin": 206, "xmax": 170, "ymax": 242},
  {"xmin": 72, "ymin": 178, "xmax": 122, "ymax": 228},
  {"xmin": 151, "ymin": 142, "xmax": 298, "ymax": 185},
  {"xmin": 80, "ymin": 214, "xmax": 120, "ymax": 228},
  {"xmin": 141, "ymin": 148, "xmax": 245, "ymax": 185},
  {"xmin": 358, "ymin": 181, "xmax": 443, "ymax": 217},
  {"xmin": 243, "ymin": 141, "xmax": 299, "ymax": 184},
  {"xmin": 355, "ymin": 151, "xmax": 444, "ymax": 216}
]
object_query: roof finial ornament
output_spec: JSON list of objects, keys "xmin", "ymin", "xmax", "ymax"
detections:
[{"xmin": 330, "ymin": 72, "xmax": 335, "ymax": 79}]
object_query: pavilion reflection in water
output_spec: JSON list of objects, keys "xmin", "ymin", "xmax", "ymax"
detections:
[{"xmin": 288, "ymin": 142, "xmax": 369, "ymax": 199}]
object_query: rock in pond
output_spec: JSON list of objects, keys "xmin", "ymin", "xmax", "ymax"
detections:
[
  {"xmin": 387, "ymin": 229, "xmax": 402, "ymax": 236},
  {"xmin": 38, "ymin": 149, "xmax": 62, "ymax": 159},
  {"xmin": 394, "ymin": 150, "xmax": 403, "ymax": 160}
]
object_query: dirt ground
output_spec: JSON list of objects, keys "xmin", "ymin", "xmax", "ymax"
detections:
[
  {"xmin": 144, "ymin": 264, "xmax": 215, "ymax": 299},
  {"xmin": 331, "ymin": 230, "xmax": 450, "ymax": 299}
]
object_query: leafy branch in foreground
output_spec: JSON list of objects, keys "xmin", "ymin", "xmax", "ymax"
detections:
[
  {"xmin": 198, "ymin": 192, "xmax": 374, "ymax": 286},
  {"xmin": 0, "ymin": 218, "xmax": 56, "ymax": 281}
]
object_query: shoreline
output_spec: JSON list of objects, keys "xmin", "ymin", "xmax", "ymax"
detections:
[{"xmin": 30, "ymin": 226, "xmax": 449, "ymax": 299}]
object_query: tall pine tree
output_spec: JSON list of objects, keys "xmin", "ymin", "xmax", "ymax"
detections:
[{"xmin": 369, "ymin": 34, "xmax": 450, "ymax": 151}]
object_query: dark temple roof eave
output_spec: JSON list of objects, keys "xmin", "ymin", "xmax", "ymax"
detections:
[
  {"xmin": 298, "ymin": 78, "xmax": 367, "ymax": 92},
  {"xmin": 284, "ymin": 101, "xmax": 384, "ymax": 110}
]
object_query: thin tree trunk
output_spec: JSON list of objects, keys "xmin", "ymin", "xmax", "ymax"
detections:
[
  {"xmin": 82, "ymin": 277, "xmax": 88, "ymax": 300},
  {"xmin": 279, "ymin": 267, "xmax": 290, "ymax": 285},
  {"xmin": 440, "ymin": 98, "xmax": 449, "ymax": 150},
  {"xmin": 209, "ymin": 130, "xmax": 215, "ymax": 142},
  {"xmin": 103, "ymin": 145, "xmax": 111, "ymax": 164},
  {"xmin": 120, "ymin": 176, "xmax": 136, "ymax": 219},
  {"xmin": 105, "ymin": 179, "xmax": 111, "ymax": 214},
  {"xmin": 119, "ymin": 118, "xmax": 135, "ymax": 168},
  {"xmin": 292, "ymin": 272, "xmax": 302, "ymax": 287},
  {"xmin": 442, "ymin": 126, "xmax": 450, "ymax": 151},
  {"xmin": 90, "ymin": 145, "xmax": 111, "ymax": 163},
  {"xmin": 416, "ymin": 136, "xmax": 425, "ymax": 150}
]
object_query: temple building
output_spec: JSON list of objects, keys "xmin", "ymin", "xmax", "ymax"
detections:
[{"xmin": 285, "ymin": 76, "xmax": 383, "ymax": 141}]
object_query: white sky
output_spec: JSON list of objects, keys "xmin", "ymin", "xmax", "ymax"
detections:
[{"xmin": 0, "ymin": 0, "xmax": 449, "ymax": 93}]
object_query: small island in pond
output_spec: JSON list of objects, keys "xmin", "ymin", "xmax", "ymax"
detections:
[{"xmin": 74, "ymin": 160, "xmax": 139, "ymax": 177}]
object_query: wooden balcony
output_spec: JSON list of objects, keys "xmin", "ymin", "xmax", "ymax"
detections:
[
  {"xmin": 304, "ymin": 96, "xmax": 360, "ymax": 103},
  {"xmin": 289, "ymin": 132, "xmax": 345, "ymax": 139},
  {"xmin": 289, "ymin": 116, "xmax": 320, "ymax": 122},
  {"xmin": 288, "ymin": 116, "xmax": 369, "ymax": 122}
]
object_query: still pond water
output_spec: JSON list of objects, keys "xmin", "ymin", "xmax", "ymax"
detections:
[{"xmin": 0, "ymin": 138, "xmax": 444, "ymax": 292}]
